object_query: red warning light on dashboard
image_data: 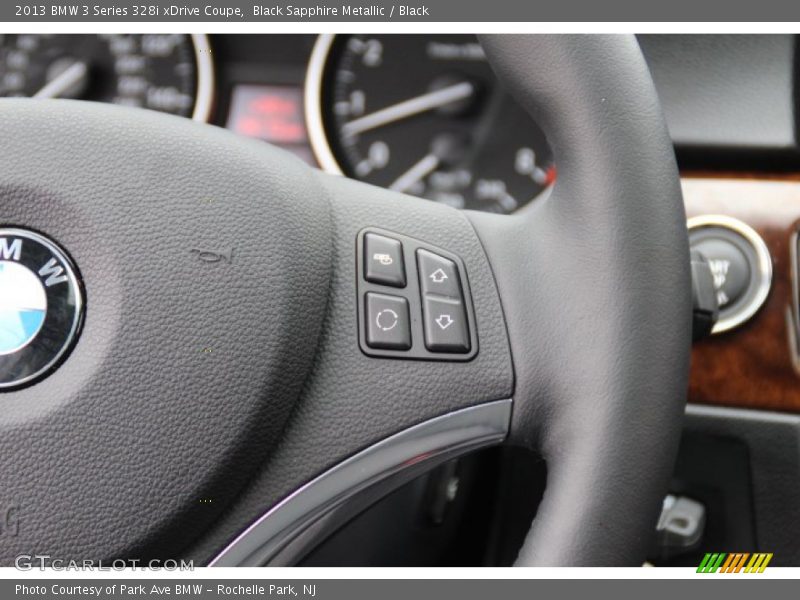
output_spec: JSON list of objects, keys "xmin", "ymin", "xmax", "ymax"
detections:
[{"xmin": 227, "ymin": 85, "xmax": 308, "ymax": 144}]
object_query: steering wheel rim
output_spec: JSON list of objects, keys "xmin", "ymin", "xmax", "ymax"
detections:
[
  {"xmin": 0, "ymin": 34, "xmax": 690, "ymax": 567},
  {"xmin": 475, "ymin": 34, "xmax": 692, "ymax": 565}
]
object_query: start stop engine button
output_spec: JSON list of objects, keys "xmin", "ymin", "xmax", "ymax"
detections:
[
  {"xmin": 688, "ymin": 215, "xmax": 772, "ymax": 334},
  {"xmin": 691, "ymin": 237, "xmax": 751, "ymax": 309}
]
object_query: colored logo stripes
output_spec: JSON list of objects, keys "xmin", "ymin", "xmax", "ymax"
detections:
[{"xmin": 697, "ymin": 553, "xmax": 773, "ymax": 573}]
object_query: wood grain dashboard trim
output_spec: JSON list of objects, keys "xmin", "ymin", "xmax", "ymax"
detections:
[{"xmin": 683, "ymin": 176, "xmax": 800, "ymax": 413}]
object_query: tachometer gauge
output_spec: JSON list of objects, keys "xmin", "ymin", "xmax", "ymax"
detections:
[
  {"xmin": 305, "ymin": 34, "xmax": 555, "ymax": 214},
  {"xmin": 0, "ymin": 34, "xmax": 213, "ymax": 121}
]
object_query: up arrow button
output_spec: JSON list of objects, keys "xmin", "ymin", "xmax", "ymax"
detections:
[
  {"xmin": 430, "ymin": 268, "xmax": 448, "ymax": 284},
  {"xmin": 417, "ymin": 249, "xmax": 461, "ymax": 298}
]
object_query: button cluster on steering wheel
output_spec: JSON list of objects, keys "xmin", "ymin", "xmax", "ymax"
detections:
[{"xmin": 357, "ymin": 229, "xmax": 478, "ymax": 361}]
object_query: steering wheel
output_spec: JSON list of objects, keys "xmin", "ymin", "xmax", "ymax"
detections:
[{"xmin": 0, "ymin": 35, "xmax": 691, "ymax": 567}]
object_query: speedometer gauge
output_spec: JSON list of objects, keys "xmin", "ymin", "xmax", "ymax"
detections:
[
  {"xmin": 306, "ymin": 34, "xmax": 555, "ymax": 214},
  {"xmin": 0, "ymin": 34, "xmax": 213, "ymax": 121}
]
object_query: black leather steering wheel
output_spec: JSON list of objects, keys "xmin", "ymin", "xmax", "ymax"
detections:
[{"xmin": 0, "ymin": 34, "xmax": 691, "ymax": 567}]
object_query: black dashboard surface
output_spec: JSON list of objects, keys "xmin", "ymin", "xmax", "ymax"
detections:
[{"xmin": 208, "ymin": 34, "xmax": 800, "ymax": 173}]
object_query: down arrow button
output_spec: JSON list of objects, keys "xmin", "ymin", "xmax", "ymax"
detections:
[{"xmin": 423, "ymin": 296, "xmax": 470, "ymax": 353}]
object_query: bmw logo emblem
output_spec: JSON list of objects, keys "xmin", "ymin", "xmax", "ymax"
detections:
[{"xmin": 0, "ymin": 228, "xmax": 83, "ymax": 390}]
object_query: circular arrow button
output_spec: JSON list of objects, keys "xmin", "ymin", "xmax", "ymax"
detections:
[
  {"xmin": 376, "ymin": 308, "xmax": 399, "ymax": 331},
  {"xmin": 365, "ymin": 293, "xmax": 411, "ymax": 350}
]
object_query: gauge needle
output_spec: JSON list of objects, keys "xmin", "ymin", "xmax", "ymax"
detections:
[
  {"xmin": 389, "ymin": 153, "xmax": 440, "ymax": 193},
  {"xmin": 342, "ymin": 81, "xmax": 474, "ymax": 138},
  {"xmin": 32, "ymin": 61, "xmax": 89, "ymax": 99}
]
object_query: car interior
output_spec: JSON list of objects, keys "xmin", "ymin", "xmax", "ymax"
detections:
[{"xmin": 1, "ymin": 33, "xmax": 798, "ymax": 568}]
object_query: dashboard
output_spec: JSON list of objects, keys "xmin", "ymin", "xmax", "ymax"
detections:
[
  {"xmin": 0, "ymin": 34, "xmax": 556, "ymax": 214},
  {"xmin": 2, "ymin": 34, "xmax": 796, "ymax": 203},
  {"xmin": 4, "ymin": 33, "xmax": 800, "ymax": 414}
]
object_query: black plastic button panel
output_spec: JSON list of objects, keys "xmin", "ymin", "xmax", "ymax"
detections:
[{"xmin": 357, "ymin": 228, "xmax": 478, "ymax": 361}]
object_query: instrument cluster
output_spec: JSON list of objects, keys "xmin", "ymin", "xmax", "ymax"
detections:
[{"xmin": 0, "ymin": 34, "xmax": 554, "ymax": 214}]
